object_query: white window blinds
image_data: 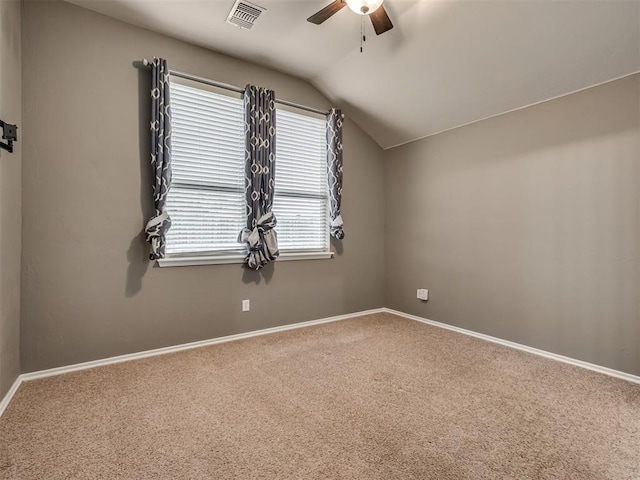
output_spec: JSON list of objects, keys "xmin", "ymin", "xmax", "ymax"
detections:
[
  {"xmin": 274, "ymin": 109, "xmax": 329, "ymax": 252},
  {"xmin": 165, "ymin": 80, "xmax": 329, "ymax": 257},
  {"xmin": 165, "ymin": 82, "xmax": 245, "ymax": 255}
]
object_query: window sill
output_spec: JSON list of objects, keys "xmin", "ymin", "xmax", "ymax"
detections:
[{"xmin": 157, "ymin": 251, "xmax": 334, "ymax": 268}]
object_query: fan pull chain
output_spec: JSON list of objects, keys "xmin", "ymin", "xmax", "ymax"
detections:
[{"xmin": 360, "ymin": 16, "xmax": 367, "ymax": 53}]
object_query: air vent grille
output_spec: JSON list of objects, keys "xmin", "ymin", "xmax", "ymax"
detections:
[{"xmin": 226, "ymin": 0, "xmax": 266, "ymax": 30}]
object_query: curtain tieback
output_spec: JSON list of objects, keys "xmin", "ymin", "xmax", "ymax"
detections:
[
  {"xmin": 330, "ymin": 214, "xmax": 344, "ymax": 240},
  {"xmin": 145, "ymin": 211, "xmax": 171, "ymax": 243},
  {"xmin": 239, "ymin": 211, "xmax": 279, "ymax": 270},
  {"xmin": 238, "ymin": 211, "xmax": 277, "ymax": 251}
]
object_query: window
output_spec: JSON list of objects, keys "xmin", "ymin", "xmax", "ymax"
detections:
[
  {"xmin": 273, "ymin": 109, "xmax": 329, "ymax": 253},
  {"xmin": 165, "ymin": 81, "xmax": 246, "ymax": 256},
  {"xmin": 164, "ymin": 79, "xmax": 330, "ymax": 264}
]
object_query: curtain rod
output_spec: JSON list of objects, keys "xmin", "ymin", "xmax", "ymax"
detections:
[{"xmin": 142, "ymin": 59, "xmax": 330, "ymax": 117}]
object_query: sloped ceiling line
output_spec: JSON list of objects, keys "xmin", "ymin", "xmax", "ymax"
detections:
[{"xmin": 66, "ymin": 0, "xmax": 640, "ymax": 149}]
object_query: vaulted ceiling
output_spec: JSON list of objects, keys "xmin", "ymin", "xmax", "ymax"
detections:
[{"xmin": 65, "ymin": 0, "xmax": 640, "ymax": 149}]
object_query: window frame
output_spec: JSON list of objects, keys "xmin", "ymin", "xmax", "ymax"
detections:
[{"xmin": 159, "ymin": 76, "xmax": 334, "ymax": 267}]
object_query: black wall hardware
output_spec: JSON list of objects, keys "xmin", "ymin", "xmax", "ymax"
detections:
[{"xmin": 0, "ymin": 119, "xmax": 18, "ymax": 153}]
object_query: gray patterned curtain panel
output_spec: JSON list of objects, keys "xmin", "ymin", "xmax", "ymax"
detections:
[
  {"xmin": 327, "ymin": 108, "xmax": 345, "ymax": 239},
  {"xmin": 238, "ymin": 85, "xmax": 279, "ymax": 270},
  {"xmin": 145, "ymin": 58, "xmax": 172, "ymax": 260}
]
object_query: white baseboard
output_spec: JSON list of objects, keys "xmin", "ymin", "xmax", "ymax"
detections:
[
  {"xmin": 384, "ymin": 308, "xmax": 640, "ymax": 385},
  {"xmin": 0, "ymin": 375, "xmax": 23, "ymax": 419},
  {"xmin": 3, "ymin": 305, "xmax": 638, "ymax": 419},
  {"xmin": 19, "ymin": 308, "xmax": 385, "ymax": 383}
]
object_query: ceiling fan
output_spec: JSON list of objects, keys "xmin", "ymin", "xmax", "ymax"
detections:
[{"xmin": 307, "ymin": 0, "xmax": 394, "ymax": 35}]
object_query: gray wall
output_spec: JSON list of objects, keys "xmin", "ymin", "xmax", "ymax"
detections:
[
  {"xmin": 0, "ymin": 0, "xmax": 22, "ymax": 398},
  {"xmin": 21, "ymin": 1, "xmax": 385, "ymax": 372},
  {"xmin": 19, "ymin": 1, "xmax": 639, "ymax": 377},
  {"xmin": 385, "ymin": 74, "xmax": 640, "ymax": 375}
]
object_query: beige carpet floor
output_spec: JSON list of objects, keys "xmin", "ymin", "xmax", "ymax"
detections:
[{"xmin": 1, "ymin": 312, "xmax": 639, "ymax": 479}]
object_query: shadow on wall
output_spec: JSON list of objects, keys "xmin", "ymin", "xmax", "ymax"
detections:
[
  {"xmin": 242, "ymin": 261, "xmax": 274, "ymax": 285},
  {"xmin": 125, "ymin": 64, "xmax": 153, "ymax": 297},
  {"xmin": 331, "ymin": 236, "xmax": 344, "ymax": 256}
]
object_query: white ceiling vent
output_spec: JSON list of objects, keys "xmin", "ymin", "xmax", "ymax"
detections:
[{"xmin": 226, "ymin": 0, "xmax": 266, "ymax": 30}]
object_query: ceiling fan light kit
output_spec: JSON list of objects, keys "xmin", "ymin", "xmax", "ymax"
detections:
[{"xmin": 346, "ymin": 0, "xmax": 383, "ymax": 15}]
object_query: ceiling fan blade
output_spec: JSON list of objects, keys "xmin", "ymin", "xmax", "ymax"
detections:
[
  {"xmin": 307, "ymin": 1, "xmax": 347, "ymax": 25},
  {"xmin": 369, "ymin": 5, "xmax": 394, "ymax": 35}
]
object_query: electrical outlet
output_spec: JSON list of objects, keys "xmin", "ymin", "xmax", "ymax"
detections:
[
  {"xmin": 417, "ymin": 289, "xmax": 429, "ymax": 301},
  {"xmin": 242, "ymin": 299, "xmax": 250, "ymax": 312}
]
